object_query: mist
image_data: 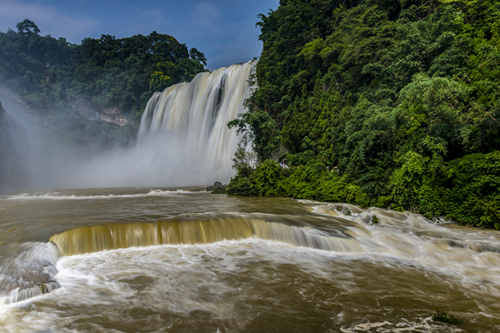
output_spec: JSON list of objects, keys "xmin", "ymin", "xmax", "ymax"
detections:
[
  {"xmin": 71, "ymin": 133, "xmax": 221, "ymax": 188},
  {"xmin": 0, "ymin": 87, "xmax": 110, "ymax": 192},
  {"xmin": 0, "ymin": 89, "xmax": 202, "ymax": 192}
]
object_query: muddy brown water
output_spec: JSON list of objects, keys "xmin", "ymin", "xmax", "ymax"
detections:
[{"xmin": 0, "ymin": 188, "xmax": 499, "ymax": 332}]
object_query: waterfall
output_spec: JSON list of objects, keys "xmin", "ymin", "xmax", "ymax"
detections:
[
  {"xmin": 137, "ymin": 61, "xmax": 255, "ymax": 184},
  {"xmin": 0, "ymin": 62, "xmax": 254, "ymax": 190}
]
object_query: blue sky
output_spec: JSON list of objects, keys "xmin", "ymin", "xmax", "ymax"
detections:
[{"xmin": 0, "ymin": 0, "xmax": 279, "ymax": 69}]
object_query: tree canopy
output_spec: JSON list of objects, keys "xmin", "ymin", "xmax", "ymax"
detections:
[{"xmin": 0, "ymin": 22, "xmax": 206, "ymax": 119}]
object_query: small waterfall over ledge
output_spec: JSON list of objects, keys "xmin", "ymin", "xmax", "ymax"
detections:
[
  {"xmin": 49, "ymin": 218, "xmax": 352, "ymax": 256},
  {"xmin": 137, "ymin": 61, "xmax": 255, "ymax": 183}
]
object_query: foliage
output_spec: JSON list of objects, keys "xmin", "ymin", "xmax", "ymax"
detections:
[
  {"xmin": 228, "ymin": 159, "xmax": 369, "ymax": 206},
  {"xmin": 0, "ymin": 21, "xmax": 206, "ymax": 119},
  {"xmin": 229, "ymin": 0, "xmax": 500, "ymax": 228}
]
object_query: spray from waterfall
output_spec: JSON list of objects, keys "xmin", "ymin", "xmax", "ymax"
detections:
[
  {"xmin": 0, "ymin": 88, "xmax": 91, "ymax": 192},
  {"xmin": 71, "ymin": 61, "xmax": 255, "ymax": 187}
]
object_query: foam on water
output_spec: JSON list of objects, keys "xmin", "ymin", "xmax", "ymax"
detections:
[
  {"xmin": 1, "ymin": 237, "xmax": 498, "ymax": 332},
  {"xmin": 339, "ymin": 317, "xmax": 464, "ymax": 333},
  {"xmin": 4, "ymin": 189, "xmax": 202, "ymax": 201},
  {"xmin": 0, "ymin": 239, "xmax": 326, "ymax": 332},
  {"xmin": 304, "ymin": 202, "xmax": 500, "ymax": 293}
]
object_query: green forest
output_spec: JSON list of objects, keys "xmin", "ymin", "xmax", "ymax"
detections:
[
  {"xmin": 0, "ymin": 19, "xmax": 206, "ymax": 119},
  {"xmin": 228, "ymin": 0, "xmax": 500, "ymax": 229}
]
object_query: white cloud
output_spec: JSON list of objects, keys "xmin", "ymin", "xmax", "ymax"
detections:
[{"xmin": 0, "ymin": 0, "xmax": 97, "ymax": 42}]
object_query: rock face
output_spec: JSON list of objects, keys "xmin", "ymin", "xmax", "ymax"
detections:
[{"xmin": 101, "ymin": 107, "xmax": 128, "ymax": 127}]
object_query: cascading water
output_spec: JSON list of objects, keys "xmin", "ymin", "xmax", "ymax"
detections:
[
  {"xmin": 137, "ymin": 61, "xmax": 255, "ymax": 183},
  {"xmin": 49, "ymin": 218, "xmax": 354, "ymax": 256}
]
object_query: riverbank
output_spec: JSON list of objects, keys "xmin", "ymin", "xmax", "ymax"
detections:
[{"xmin": 226, "ymin": 155, "xmax": 500, "ymax": 229}]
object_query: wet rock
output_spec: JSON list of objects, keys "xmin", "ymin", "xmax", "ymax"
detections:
[
  {"xmin": 332, "ymin": 203, "xmax": 362, "ymax": 215},
  {"xmin": 447, "ymin": 240, "xmax": 465, "ymax": 249},
  {"xmin": 342, "ymin": 207, "xmax": 352, "ymax": 216},
  {"xmin": 361, "ymin": 215, "xmax": 371, "ymax": 224},
  {"xmin": 432, "ymin": 311, "xmax": 462, "ymax": 325},
  {"xmin": 361, "ymin": 214, "xmax": 379, "ymax": 225},
  {"xmin": 207, "ymin": 181, "xmax": 226, "ymax": 194},
  {"xmin": 7, "ymin": 281, "xmax": 60, "ymax": 304}
]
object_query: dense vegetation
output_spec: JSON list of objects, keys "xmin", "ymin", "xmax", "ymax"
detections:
[
  {"xmin": 0, "ymin": 20, "xmax": 206, "ymax": 119},
  {"xmin": 228, "ymin": 0, "xmax": 499, "ymax": 228}
]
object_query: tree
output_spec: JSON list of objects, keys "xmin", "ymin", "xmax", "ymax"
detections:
[
  {"xmin": 190, "ymin": 48, "xmax": 207, "ymax": 66},
  {"xmin": 16, "ymin": 19, "xmax": 40, "ymax": 35}
]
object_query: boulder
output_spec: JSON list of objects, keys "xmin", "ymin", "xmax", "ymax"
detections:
[{"xmin": 207, "ymin": 181, "xmax": 226, "ymax": 194}]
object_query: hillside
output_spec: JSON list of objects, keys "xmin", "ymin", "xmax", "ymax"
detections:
[
  {"xmin": 228, "ymin": 0, "xmax": 500, "ymax": 228},
  {"xmin": 0, "ymin": 20, "xmax": 206, "ymax": 125}
]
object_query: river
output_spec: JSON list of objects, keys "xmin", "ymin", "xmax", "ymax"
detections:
[{"xmin": 0, "ymin": 188, "xmax": 499, "ymax": 332}]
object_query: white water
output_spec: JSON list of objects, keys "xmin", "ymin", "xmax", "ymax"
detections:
[
  {"xmin": 0, "ymin": 239, "xmax": 345, "ymax": 332},
  {"xmin": 2, "ymin": 236, "xmax": 496, "ymax": 332},
  {"xmin": 306, "ymin": 202, "xmax": 500, "ymax": 296},
  {"xmin": 0, "ymin": 242, "xmax": 59, "ymax": 304}
]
